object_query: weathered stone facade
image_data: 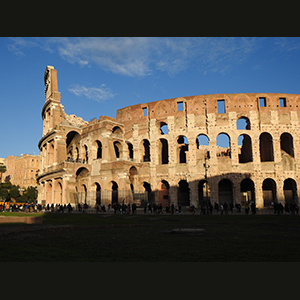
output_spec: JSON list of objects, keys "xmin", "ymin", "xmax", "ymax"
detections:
[{"xmin": 37, "ymin": 66, "xmax": 300, "ymax": 208}]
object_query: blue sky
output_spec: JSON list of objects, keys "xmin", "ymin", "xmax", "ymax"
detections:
[{"xmin": 1, "ymin": 37, "xmax": 300, "ymax": 158}]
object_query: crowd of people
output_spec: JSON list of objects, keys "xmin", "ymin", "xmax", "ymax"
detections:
[
  {"xmin": 0, "ymin": 202, "xmax": 43, "ymax": 213},
  {"xmin": 0, "ymin": 200, "xmax": 299, "ymax": 215}
]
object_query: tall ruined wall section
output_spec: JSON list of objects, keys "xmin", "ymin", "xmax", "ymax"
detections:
[{"xmin": 116, "ymin": 93, "xmax": 300, "ymax": 208}]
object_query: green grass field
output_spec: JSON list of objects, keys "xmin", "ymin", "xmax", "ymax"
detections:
[
  {"xmin": 0, "ymin": 212, "xmax": 44, "ymax": 217},
  {"xmin": 0, "ymin": 213, "xmax": 299, "ymax": 261}
]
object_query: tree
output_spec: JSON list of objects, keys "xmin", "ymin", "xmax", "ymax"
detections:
[
  {"xmin": 0, "ymin": 188, "xmax": 9, "ymax": 201},
  {"xmin": 10, "ymin": 185, "xmax": 20, "ymax": 200},
  {"xmin": 0, "ymin": 182, "xmax": 38, "ymax": 203},
  {"xmin": 24, "ymin": 186, "xmax": 38, "ymax": 203}
]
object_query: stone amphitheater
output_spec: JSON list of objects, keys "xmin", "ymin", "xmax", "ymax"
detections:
[{"xmin": 37, "ymin": 66, "xmax": 300, "ymax": 209}]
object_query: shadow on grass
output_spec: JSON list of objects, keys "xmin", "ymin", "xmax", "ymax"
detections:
[{"xmin": 0, "ymin": 213, "xmax": 300, "ymax": 261}]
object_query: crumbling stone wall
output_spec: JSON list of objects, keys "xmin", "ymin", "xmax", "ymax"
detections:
[
  {"xmin": 37, "ymin": 66, "xmax": 300, "ymax": 208},
  {"xmin": 115, "ymin": 93, "xmax": 300, "ymax": 208}
]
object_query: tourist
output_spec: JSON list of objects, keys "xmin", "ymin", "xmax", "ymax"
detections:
[
  {"xmin": 223, "ymin": 202, "xmax": 228, "ymax": 215},
  {"xmin": 220, "ymin": 203, "xmax": 224, "ymax": 215},
  {"xmin": 171, "ymin": 203, "xmax": 175, "ymax": 214},
  {"xmin": 245, "ymin": 202, "xmax": 250, "ymax": 215}
]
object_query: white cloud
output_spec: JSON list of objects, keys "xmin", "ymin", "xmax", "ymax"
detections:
[
  {"xmin": 7, "ymin": 37, "xmax": 283, "ymax": 76},
  {"xmin": 68, "ymin": 84, "xmax": 115, "ymax": 102}
]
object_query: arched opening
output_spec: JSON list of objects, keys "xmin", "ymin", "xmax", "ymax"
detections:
[
  {"xmin": 177, "ymin": 135, "xmax": 189, "ymax": 163},
  {"xmin": 47, "ymin": 142, "xmax": 54, "ymax": 165},
  {"xmin": 198, "ymin": 180, "xmax": 210, "ymax": 206},
  {"xmin": 196, "ymin": 134, "xmax": 209, "ymax": 148},
  {"xmin": 142, "ymin": 139, "xmax": 150, "ymax": 162},
  {"xmin": 159, "ymin": 138, "xmax": 169, "ymax": 164},
  {"xmin": 218, "ymin": 179, "xmax": 233, "ymax": 205},
  {"xmin": 280, "ymin": 133, "xmax": 294, "ymax": 158},
  {"xmin": 260, "ymin": 132, "xmax": 274, "ymax": 162},
  {"xmin": 216, "ymin": 133, "xmax": 231, "ymax": 158},
  {"xmin": 113, "ymin": 141, "xmax": 122, "ymax": 159},
  {"xmin": 95, "ymin": 182, "xmax": 101, "ymax": 205},
  {"xmin": 83, "ymin": 145, "xmax": 88, "ymax": 163},
  {"xmin": 238, "ymin": 134, "xmax": 253, "ymax": 163},
  {"xmin": 66, "ymin": 131, "xmax": 81, "ymax": 162},
  {"xmin": 75, "ymin": 147, "xmax": 79, "ymax": 162},
  {"xmin": 76, "ymin": 167, "xmax": 90, "ymax": 179},
  {"xmin": 46, "ymin": 182, "xmax": 52, "ymax": 204},
  {"xmin": 159, "ymin": 122, "xmax": 168, "ymax": 135},
  {"xmin": 159, "ymin": 180, "xmax": 170, "ymax": 207},
  {"xmin": 129, "ymin": 166, "xmax": 138, "ymax": 176},
  {"xmin": 236, "ymin": 117, "xmax": 251, "ymax": 130},
  {"xmin": 262, "ymin": 178, "xmax": 277, "ymax": 207},
  {"xmin": 196, "ymin": 134, "xmax": 210, "ymax": 160},
  {"xmin": 95, "ymin": 140, "xmax": 102, "ymax": 159},
  {"xmin": 112, "ymin": 126, "xmax": 123, "ymax": 135},
  {"xmin": 240, "ymin": 178, "xmax": 255, "ymax": 206},
  {"xmin": 66, "ymin": 131, "xmax": 81, "ymax": 148},
  {"xmin": 54, "ymin": 182, "xmax": 62, "ymax": 204},
  {"xmin": 111, "ymin": 181, "xmax": 118, "ymax": 205},
  {"xmin": 178, "ymin": 180, "xmax": 190, "ymax": 206},
  {"xmin": 143, "ymin": 182, "xmax": 153, "ymax": 205},
  {"xmin": 283, "ymin": 178, "xmax": 298, "ymax": 204},
  {"xmin": 127, "ymin": 142, "xmax": 134, "ymax": 159},
  {"xmin": 129, "ymin": 166, "xmax": 138, "ymax": 190}
]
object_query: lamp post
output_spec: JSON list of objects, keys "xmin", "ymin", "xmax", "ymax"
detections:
[{"xmin": 204, "ymin": 151, "xmax": 210, "ymax": 213}]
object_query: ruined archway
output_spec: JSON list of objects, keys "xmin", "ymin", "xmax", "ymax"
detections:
[
  {"xmin": 66, "ymin": 131, "xmax": 81, "ymax": 161},
  {"xmin": 159, "ymin": 122, "xmax": 168, "ymax": 135},
  {"xmin": 112, "ymin": 126, "xmax": 123, "ymax": 136},
  {"xmin": 46, "ymin": 182, "xmax": 52, "ymax": 204},
  {"xmin": 260, "ymin": 132, "xmax": 274, "ymax": 162},
  {"xmin": 127, "ymin": 142, "xmax": 134, "ymax": 159},
  {"xmin": 196, "ymin": 134, "xmax": 209, "ymax": 160},
  {"xmin": 280, "ymin": 133, "xmax": 294, "ymax": 158},
  {"xmin": 262, "ymin": 178, "xmax": 277, "ymax": 207},
  {"xmin": 283, "ymin": 178, "xmax": 298, "ymax": 204},
  {"xmin": 94, "ymin": 140, "xmax": 102, "ymax": 159},
  {"xmin": 95, "ymin": 182, "xmax": 101, "ymax": 205},
  {"xmin": 113, "ymin": 141, "xmax": 122, "ymax": 159},
  {"xmin": 159, "ymin": 180, "xmax": 170, "ymax": 207},
  {"xmin": 236, "ymin": 116, "xmax": 251, "ymax": 130},
  {"xmin": 82, "ymin": 145, "xmax": 88, "ymax": 163},
  {"xmin": 129, "ymin": 166, "xmax": 138, "ymax": 189},
  {"xmin": 238, "ymin": 134, "xmax": 253, "ymax": 163},
  {"xmin": 240, "ymin": 178, "xmax": 255, "ymax": 205},
  {"xmin": 178, "ymin": 180, "xmax": 190, "ymax": 206},
  {"xmin": 177, "ymin": 135, "xmax": 189, "ymax": 164},
  {"xmin": 141, "ymin": 139, "xmax": 150, "ymax": 162},
  {"xmin": 198, "ymin": 180, "xmax": 210, "ymax": 206},
  {"xmin": 143, "ymin": 182, "xmax": 153, "ymax": 205},
  {"xmin": 111, "ymin": 181, "xmax": 118, "ymax": 205},
  {"xmin": 216, "ymin": 133, "xmax": 231, "ymax": 158},
  {"xmin": 218, "ymin": 179, "xmax": 233, "ymax": 205},
  {"xmin": 54, "ymin": 181, "xmax": 62, "ymax": 204},
  {"xmin": 158, "ymin": 138, "xmax": 169, "ymax": 164},
  {"xmin": 76, "ymin": 167, "xmax": 90, "ymax": 179}
]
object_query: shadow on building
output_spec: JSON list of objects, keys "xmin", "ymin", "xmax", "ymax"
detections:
[{"xmin": 73, "ymin": 172, "xmax": 299, "ymax": 210}]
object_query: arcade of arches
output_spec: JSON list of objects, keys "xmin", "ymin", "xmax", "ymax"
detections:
[{"xmin": 37, "ymin": 66, "xmax": 300, "ymax": 209}]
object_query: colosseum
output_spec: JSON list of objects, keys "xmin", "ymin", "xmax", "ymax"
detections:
[{"xmin": 37, "ymin": 65, "xmax": 300, "ymax": 209}]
